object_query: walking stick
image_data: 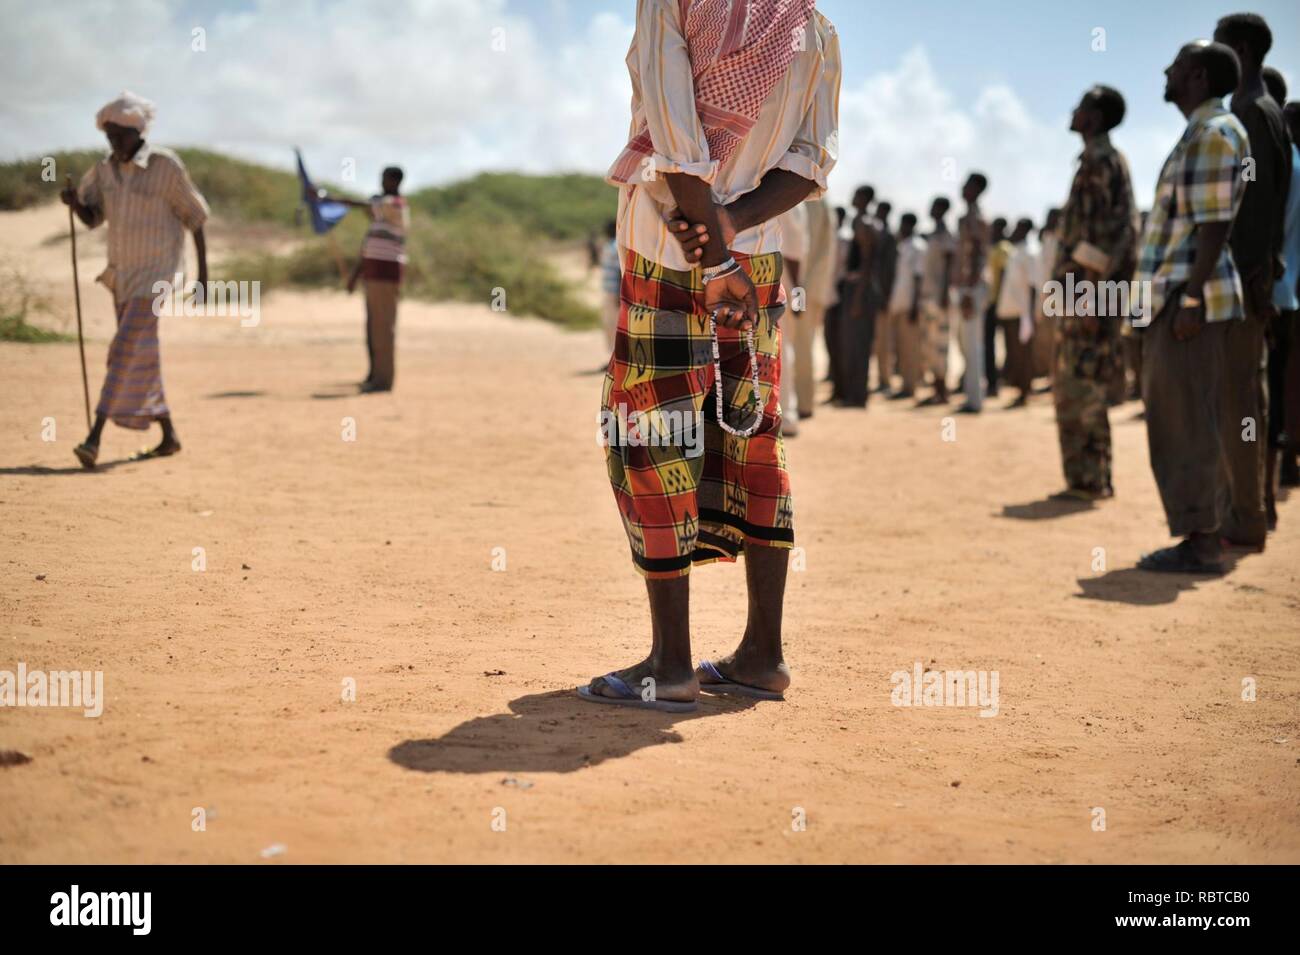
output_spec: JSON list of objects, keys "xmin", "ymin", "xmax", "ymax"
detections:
[{"xmin": 66, "ymin": 174, "xmax": 91, "ymax": 431}]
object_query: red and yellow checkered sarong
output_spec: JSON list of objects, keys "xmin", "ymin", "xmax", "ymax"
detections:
[{"xmin": 601, "ymin": 250, "xmax": 793, "ymax": 578}]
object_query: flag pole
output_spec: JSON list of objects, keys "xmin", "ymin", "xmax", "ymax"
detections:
[{"xmin": 66, "ymin": 174, "xmax": 92, "ymax": 431}]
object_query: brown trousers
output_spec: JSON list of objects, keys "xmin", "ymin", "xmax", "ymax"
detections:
[
  {"xmin": 793, "ymin": 303, "xmax": 823, "ymax": 415},
  {"xmin": 999, "ymin": 318, "xmax": 1032, "ymax": 394},
  {"xmin": 1219, "ymin": 309, "xmax": 1268, "ymax": 543},
  {"xmin": 878, "ymin": 308, "xmax": 923, "ymax": 394},
  {"xmin": 1032, "ymin": 313, "xmax": 1058, "ymax": 381},
  {"xmin": 1142, "ymin": 301, "xmax": 1231, "ymax": 538},
  {"xmin": 365, "ymin": 279, "xmax": 400, "ymax": 389}
]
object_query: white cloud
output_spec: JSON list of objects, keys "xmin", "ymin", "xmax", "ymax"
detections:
[
  {"xmin": 830, "ymin": 45, "xmax": 1185, "ymax": 225},
  {"xmin": 832, "ymin": 47, "xmax": 1071, "ymax": 226},
  {"xmin": 1, "ymin": 3, "xmax": 1180, "ymax": 217},
  {"xmin": 0, "ymin": 0, "xmax": 634, "ymax": 190}
]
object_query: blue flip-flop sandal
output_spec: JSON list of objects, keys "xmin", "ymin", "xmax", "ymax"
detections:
[
  {"xmin": 577, "ymin": 673, "xmax": 699, "ymax": 712},
  {"xmin": 697, "ymin": 660, "xmax": 785, "ymax": 701}
]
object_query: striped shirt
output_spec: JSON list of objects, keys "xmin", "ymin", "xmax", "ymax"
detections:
[
  {"xmin": 954, "ymin": 203, "xmax": 989, "ymax": 291},
  {"xmin": 76, "ymin": 143, "xmax": 209, "ymax": 302},
  {"xmin": 1134, "ymin": 98, "xmax": 1249, "ymax": 324},
  {"xmin": 612, "ymin": 1, "xmax": 841, "ymax": 270},
  {"xmin": 361, "ymin": 194, "xmax": 409, "ymax": 264}
]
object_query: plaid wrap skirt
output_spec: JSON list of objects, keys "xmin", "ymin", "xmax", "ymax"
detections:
[
  {"xmin": 98, "ymin": 296, "xmax": 169, "ymax": 430},
  {"xmin": 601, "ymin": 250, "xmax": 794, "ymax": 578}
]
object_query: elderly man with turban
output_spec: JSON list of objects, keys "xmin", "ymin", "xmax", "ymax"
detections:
[{"xmin": 61, "ymin": 91, "xmax": 209, "ymax": 468}]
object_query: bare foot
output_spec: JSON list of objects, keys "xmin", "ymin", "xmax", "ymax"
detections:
[
  {"xmin": 73, "ymin": 442, "xmax": 98, "ymax": 470},
  {"xmin": 586, "ymin": 657, "xmax": 698, "ymax": 704},
  {"xmin": 133, "ymin": 436, "xmax": 182, "ymax": 461}
]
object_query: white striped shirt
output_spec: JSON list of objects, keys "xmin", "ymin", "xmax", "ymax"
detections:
[
  {"xmin": 361, "ymin": 194, "xmax": 410, "ymax": 264},
  {"xmin": 614, "ymin": 2, "xmax": 841, "ymax": 270},
  {"xmin": 77, "ymin": 143, "xmax": 209, "ymax": 302}
]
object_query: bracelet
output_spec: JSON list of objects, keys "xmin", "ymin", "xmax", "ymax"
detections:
[{"xmin": 702, "ymin": 256, "xmax": 739, "ymax": 284}]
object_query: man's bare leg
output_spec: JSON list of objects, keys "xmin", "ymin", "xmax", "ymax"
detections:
[
  {"xmin": 74, "ymin": 413, "xmax": 107, "ymax": 468},
  {"xmin": 153, "ymin": 415, "xmax": 182, "ymax": 455},
  {"xmin": 698, "ymin": 542, "xmax": 791, "ymax": 692},
  {"xmin": 587, "ymin": 575, "xmax": 699, "ymax": 703}
]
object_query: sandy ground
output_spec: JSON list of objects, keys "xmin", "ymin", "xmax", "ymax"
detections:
[{"xmin": 2, "ymin": 202, "xmax": 1298, "ymax": 864}]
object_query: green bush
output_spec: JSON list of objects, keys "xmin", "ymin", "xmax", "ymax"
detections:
[
  {"xmin": 220, "ymin": 212, "xmax": 598, "ymax": 328},
  {"xmin": 0, "ymin": 148, "xmax": 352, "ymax": 221},
  {"xmin": 409, "ymin": 171, "xmax": 616, "ymax": 242},
  {"xmin": 0, "ymin": 270, "xmax": 72, "ymax": 343},
  {"xmin": 0, "ymin": 313, "xmax": 73, "ymax": 343},
  {"xmin": 0, "ymin": 149, "xmax": 608, "ymax": 327}
]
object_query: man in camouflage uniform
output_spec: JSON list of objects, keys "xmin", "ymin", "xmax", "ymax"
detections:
[{"xmin": 1052, "ymin": 85, "xmax": 1138, "ymax": 500}]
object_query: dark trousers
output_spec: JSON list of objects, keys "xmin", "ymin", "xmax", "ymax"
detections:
[
  {"xmin": 364, "ymin": 279, "xmax": 400, "ymax": 389},
  {"xmin": 839, "ymin": 282, "xmax": 877, "ymax": 406},
  {"xmin": 999, "ymin": 318, "xmax": 1031, "ymax": 394},
  {"xmin": 1220, "ymin": 310, "xmax": 1268, "ymax": 543},
  {"xmin": 1123, "ymin": 333, "xmax": 1143, "ymax": 399},
  {"xmin": 824, "ymin": 283, "xmax": 847, "ymax": 398},
  {"xmin": 1142, "ymin": 297, "xmax": 1231, "ymax": 538},
  {"xmin": 365, "ymin": 303, "xmax": 376, "ymax": 382},
  {"xmin": 1268, "ymin": 311, "xmax": 1295, "ymax": 448}
]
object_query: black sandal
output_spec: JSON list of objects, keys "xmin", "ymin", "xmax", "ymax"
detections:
[{"xmin": 1137, "ymin": 540, "xmax": 1224, "ymax": 575}]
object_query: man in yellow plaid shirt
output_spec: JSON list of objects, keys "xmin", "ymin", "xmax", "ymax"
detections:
[{"xmin": 1135, "ymin": 40, "xmax": 1249, "ymax": 574}]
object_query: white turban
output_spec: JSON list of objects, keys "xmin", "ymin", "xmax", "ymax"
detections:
[{"xmin": 95, "ymin": 91, "xmax": 156, "ymax": 134}]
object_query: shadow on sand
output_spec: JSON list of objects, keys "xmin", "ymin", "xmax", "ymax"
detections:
[
  {"xmin": 203, "ymin": 389, "xmax": 268, "ymax": 399},
  {"xmin": 999, "ymin": 496, "xmax": 1096, "ymax": 521},
  {"xmin": 310, "ymin": 389, "xmax": 359, "ymax": 400},
  {"xmin": 0, "ymin": 458, "xmax": 135, "ymax": 476},
  {"xmin": 389, "ymin": 688, "xmax": 759, "ymax": 775},
  {"xmin": 1075, "ymin": 552, "xmax": 1245, "ymax": 605}
]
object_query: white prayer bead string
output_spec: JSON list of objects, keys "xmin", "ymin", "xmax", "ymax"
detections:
[{"xmin": 709, "ymin": 309, "xmax": 763, "ymax": 437}]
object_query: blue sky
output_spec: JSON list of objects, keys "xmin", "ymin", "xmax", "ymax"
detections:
[
  {"xmin": 4, "ymin": 0, "xmax": 1297, "ymax": 224},
  {"xmin": 518, "ymin": 0, "xmax": 1298, "ymax": 218},
  {"xmin": 526, "ymin": 0, "xmax": 1298, "ymax": 121},
  {"xmin": 819, "ymin": 0, "xmax": 1299, "ymax": 129}
]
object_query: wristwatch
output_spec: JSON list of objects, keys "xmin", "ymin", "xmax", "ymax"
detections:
[{"xmin": 1179, "ymin": 292, "xmax": 1204, "ymax": 309}]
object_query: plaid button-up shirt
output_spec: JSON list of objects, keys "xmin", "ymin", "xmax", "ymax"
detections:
[{"xmin": 1134, "ymin": 98, "xmax": 1249, "ymax": 324}]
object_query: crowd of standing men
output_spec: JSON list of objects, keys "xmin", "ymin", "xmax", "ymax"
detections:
[{"xmin": 777, "ymin": 11, "xmax": 1299, "ymax": 575}]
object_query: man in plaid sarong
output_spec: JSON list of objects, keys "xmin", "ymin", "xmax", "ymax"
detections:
[
  {"xmin": 580, "ymin": 0, "xmax": 840, "ymax": 712},
  {"xmin": 61, "ymin": 91, "xmax": 209, "ymax": 469}
]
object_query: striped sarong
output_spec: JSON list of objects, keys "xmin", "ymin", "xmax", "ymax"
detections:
[
  {"xmin": 601, "ymin": 250, "xmax": 793, "ymax": 578},
  {"xmin": 97, "ymin": 297, "xmax": 168, "ymax": 430}
]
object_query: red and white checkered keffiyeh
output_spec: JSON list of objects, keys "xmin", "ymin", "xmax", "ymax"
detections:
[{"xmin": 608, "ymin": 0, "xmax": 816, "ymax": 185}]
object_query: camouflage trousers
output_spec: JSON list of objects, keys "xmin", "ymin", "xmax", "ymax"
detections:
[{"xmin": 1054, "ymin": 318, "xmax": 1117, "ymax": 493}]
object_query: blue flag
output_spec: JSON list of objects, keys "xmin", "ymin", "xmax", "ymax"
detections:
[{"xmin": 295, "ymin": 148, "xmax": 349, "ymax": 234}]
